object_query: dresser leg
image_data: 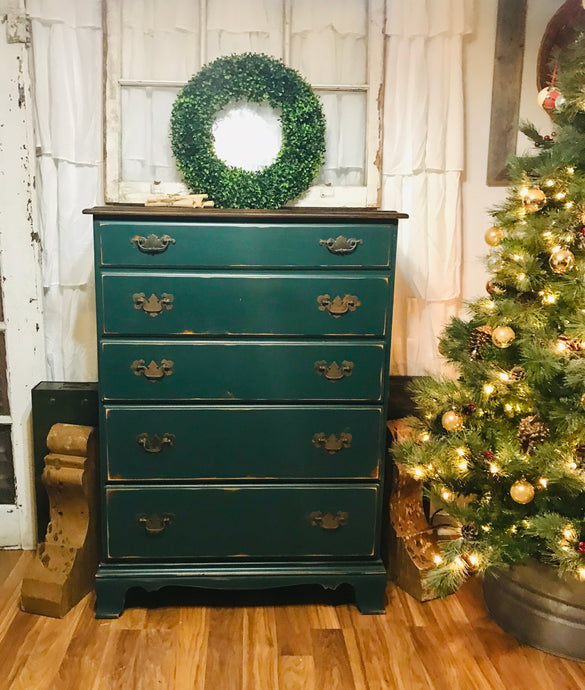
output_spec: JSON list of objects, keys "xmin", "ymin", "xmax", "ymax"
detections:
[
  {"xmin": 94, "ymin": 579, "xmax": 127, "ymax": 619},
  {"xmin": 353, "ymin": 578, "xmax": 387, "ymax": 614}
]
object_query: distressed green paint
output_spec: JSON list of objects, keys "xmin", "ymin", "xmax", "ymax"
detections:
[
  {"xmin": 101, "ymin": 271, "xmax": 391, "ymax": 337},
  {"xmin": 98, "ymin": 221, "xmax": 396, "ymax": 269},
  {"xmin": 100, "ymin": 340, "xmax": 386, "ymax": 402},
  {"xmin": 104, "ymin": 405, "xmax": 384, "ymax": 481},
  {"xmin": 94, "ymin": 563, "xmax": 388, "ymax": 618},
  {"xmin": 106, "ymin": 485, "xmax": 378, "ymax": 559},
  {"xmin": 90, "ymin": 208, "xmax": 403, "ymax": 617}
]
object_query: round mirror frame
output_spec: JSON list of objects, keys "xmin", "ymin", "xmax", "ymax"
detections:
[{"xmin": 171, "ymin": 53, "xmax": 326, "ymax": 209}]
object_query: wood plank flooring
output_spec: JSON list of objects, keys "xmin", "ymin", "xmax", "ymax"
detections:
[{"xmin": 1, "ymin": 550, "xmax": 584, "ymax": 689}]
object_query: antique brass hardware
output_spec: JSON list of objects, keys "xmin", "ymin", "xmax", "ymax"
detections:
[
  {"xmin": 136, "ymin": 432, "xmax": 176, "ymax": 454},
  {"xmin": 137, "ymin": 513, "xmax": 174, "ymax": 535},
  {"xmin": 312, "ymin": 432, "xmax": 352, "ymax": 454},
  {"xmin": 130, "ymin": 359, "xmax": 174, "ymax": 381},
  {"xmin": 314, "ymin": 360, "xmax": 353, "ymax": 381},
  {"xmin": 132, "ymin": 292, "xmax": 174, "ymax": 317},
  {"xmin": 319, "ymin": 235, "xmax": 363, "ymax": 255},
  {"xmin": 131, "ymin": 233, "xmax": 176, "ymax": 254},
  {"xmin": 310, "ymin": 511, "xmax": 348, "ymax": 530},
  {"xmin": 317, "ymin": 294, "xmax": 360, "ymax": 318}
]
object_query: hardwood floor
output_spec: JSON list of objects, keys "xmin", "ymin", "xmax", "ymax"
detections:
[{"xmin": 1, "ymin": 550, "xmax": 584, "ymax": 689}]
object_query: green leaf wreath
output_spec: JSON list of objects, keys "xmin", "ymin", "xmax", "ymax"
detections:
[{"xmin": 170, "ymin": 52, "xmax": 326, "ymax": 209}]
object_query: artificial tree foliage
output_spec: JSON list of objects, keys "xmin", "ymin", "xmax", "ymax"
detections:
[
  {"xmin": 170, "ymin": 52, "xmax": 325, "ymax": 209},
  {"xmin": 393, "ymin": 34, "xmax": 585, "ymax": 596}
]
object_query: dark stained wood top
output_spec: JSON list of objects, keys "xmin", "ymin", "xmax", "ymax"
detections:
[{"xmin": 84, "ymin": 205, "xmax": 408, "ymax": 222}]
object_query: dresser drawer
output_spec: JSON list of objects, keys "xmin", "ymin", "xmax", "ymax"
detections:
[
  {"xmin": 105, "ymin": 485, "xmax": 379, "ymax": 559},
  {"xmin": 104, "ymin": 405, "xmax": 384, "ymax": 481},
  {"xmin": 100, "ymin": 272, "xmax": 391, "ymax": 337},
  {"xmin": 96, "ymin": 221, "xmax": 396, "ymax": 269},
  {"xmin": 100, "ymin": 340, "xmax": 386, "ymax": 402}
]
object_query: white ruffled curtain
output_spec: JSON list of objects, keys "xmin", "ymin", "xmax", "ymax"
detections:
[
  {"xmin": 384, "ymin": 0, "xmax": 473, "ymax": 375},
  {"xmin": 28, "ymin": 0, "xmax": 102, "ymax": 380}
]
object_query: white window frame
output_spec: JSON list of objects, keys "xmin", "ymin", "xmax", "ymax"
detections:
[{"xmin": 104, "ymin": 0, "xmax": 385, "ymax": 207}]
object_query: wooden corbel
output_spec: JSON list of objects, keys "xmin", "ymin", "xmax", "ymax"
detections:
[{"xmin": 21, "ymin": 423, "xmax": 97, "ymax": 618}]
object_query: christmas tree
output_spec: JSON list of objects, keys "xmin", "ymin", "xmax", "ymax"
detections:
[{"xmin": 393, "ymin": 34, "xmax": 585, "ymax": 596}]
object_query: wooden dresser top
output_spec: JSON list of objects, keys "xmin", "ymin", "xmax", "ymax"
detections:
[{"xmin": 84, "ymin": 205, "xmax": 408, "ymax": 223}]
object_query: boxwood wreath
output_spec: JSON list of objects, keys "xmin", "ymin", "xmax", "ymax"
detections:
[{"xmin": 170, "ymin": 53, "xmax": 326, "ymax": 209}]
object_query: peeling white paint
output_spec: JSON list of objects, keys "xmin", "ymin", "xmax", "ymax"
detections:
[
  {"xmin": 0, "ymin": 0, "xmax": 46, "ymax": 548},
  {"xmin": 4, "ymin": 10, "xmax": 30, "ymax": 45}
]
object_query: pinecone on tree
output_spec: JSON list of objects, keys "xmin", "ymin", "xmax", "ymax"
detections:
[
  {"xmin": 508, "ymin": 366, "xmax": 526, "ymax": 382},
  {"xmin": 518, "ymin": 415, "xmax": 550, "ymax": 453},
  {"xmin": 557, "ymin": 335, "xmax": 584, "ymax": 353},
  {"xmin": 468, "ymin": 325, "xmax": 493, "ymax": 360},
  {"xmin": 461, "ymin": 522, "xmax": 479, "ymax": 540}
]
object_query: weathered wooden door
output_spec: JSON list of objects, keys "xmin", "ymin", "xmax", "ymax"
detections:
[{"xmin": 0, "ymin": 3, "xmax": 46, "ymax": 548}]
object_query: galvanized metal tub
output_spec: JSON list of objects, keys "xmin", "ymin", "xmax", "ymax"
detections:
[{"xmin": 483, "ymin": 562, "xmax": 585, "ymax": 662}]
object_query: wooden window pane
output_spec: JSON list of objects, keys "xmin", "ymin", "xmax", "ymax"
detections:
[{"xmin": 106, "ymin": 0, "xmax": 384, "ymax": 205}]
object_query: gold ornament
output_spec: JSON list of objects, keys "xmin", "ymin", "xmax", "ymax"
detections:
[
  {"xmin": 549, "ymin": 248, "xmax": 575, "ymax": 273},
  {"xmin": 581, "ymin": 392, "xmax": 585, "ymax": 408},
  {"xmin": 510, "ymin": 479, "xmax": 535, "ymax": 504},
  {"xmin": 486, "ymin": 280, "xmax": 506, "ymax": 295},
  {"xmin": 485, "ymin": 226, "xmax": 506, "ymax": 247},
  {"xmin": 441, "ymin": 410, "xmax": 464, "ymax": 431},
  {"xmin": 522, "ymin": 187, "xmax": 546, "ymax": 212},
  {"xmin": 491, "ymin": 325, "xmax": 516, "ymax": 348}
]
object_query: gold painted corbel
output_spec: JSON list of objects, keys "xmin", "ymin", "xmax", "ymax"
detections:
[{"xmin": 20, "ymin": 423, "xmax": 98, "ymax": 618}]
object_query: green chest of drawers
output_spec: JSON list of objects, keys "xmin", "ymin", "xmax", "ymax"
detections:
[{"xmin": 88, "ymin": 206, "xmax": 404, "ymax": 618}]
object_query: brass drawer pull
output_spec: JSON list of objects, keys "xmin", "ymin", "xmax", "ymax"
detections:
[
  {"xmin": 136, "ymin": 432, "xmax": 175, "ymax": 454},
  {"xmin": 310, "ymin": 511, "xmax": 348, "ymax": 530},
  {"xmin": 317, "ymin": 294, "xmax": 360, "ymax": 318},
  {"xmin": 319, "ymin": 235, "xmax": 363, "ymax": 255},
  {"xmin": 130, "ymin": 359, "xmax": 174, "ymax": 381},
  {"xmin": 132, "ymin": 292, "xmax": 174, "ymax": 317},
  {"xmin": 131, "ymin": 233, "xmax": 176, "ymax": 254},
  {"xmin": 312, "ymin": 432, "xmax": 352, "ymax": 454},
  {"xmin": 137, "ymin": 513, "xmax": 174, "ymax": 535},
  {"xmin": 314, "ymin": 360, "xmax": 353, "ymax": 381}
]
